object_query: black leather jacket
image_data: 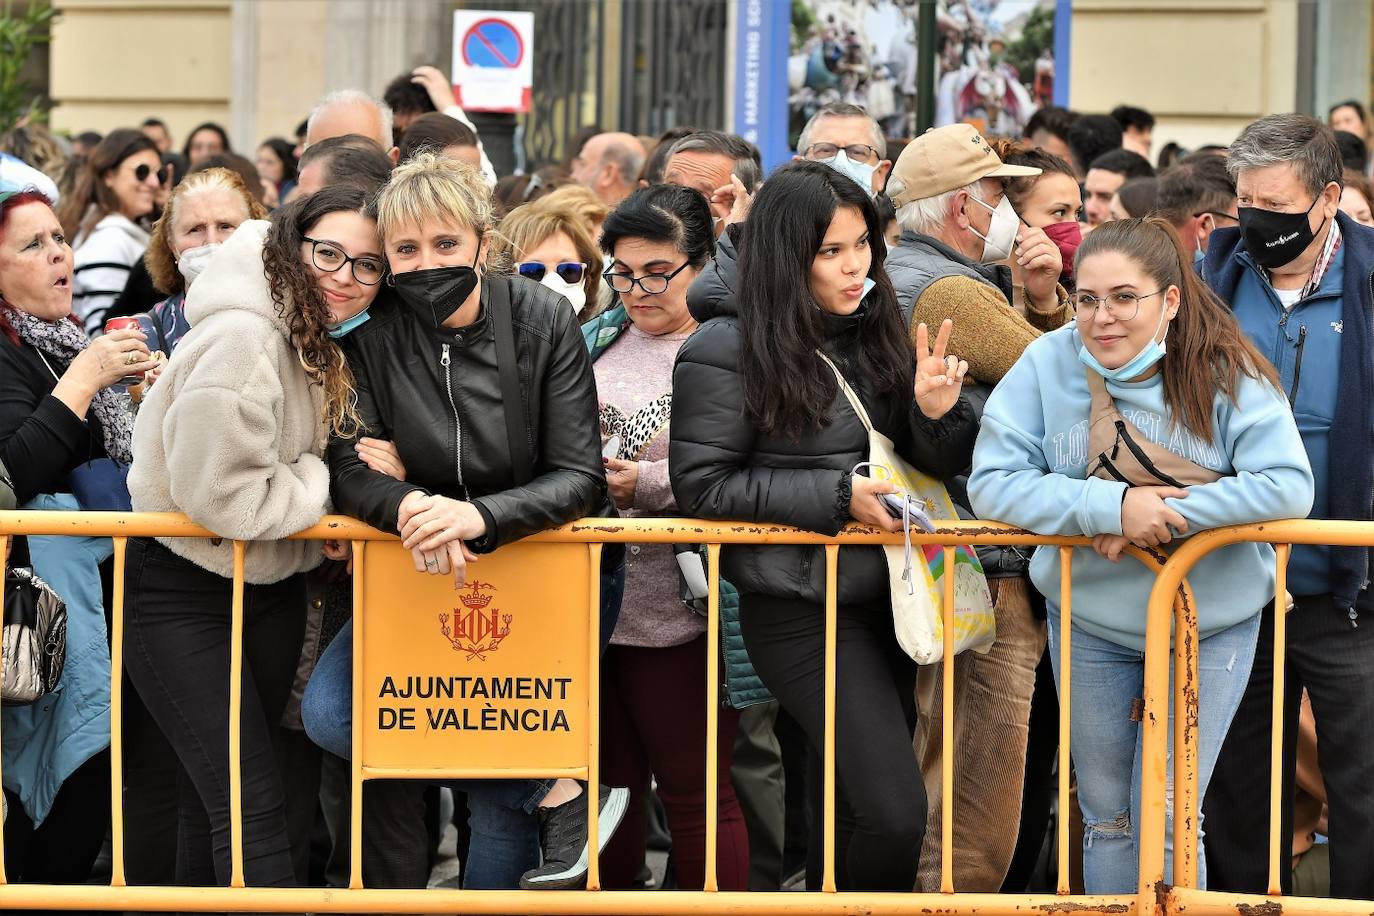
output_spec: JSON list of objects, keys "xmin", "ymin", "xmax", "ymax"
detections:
[
  {"xmin": 669, "ymin": 296, "xmax": 977, "ymax": 606},
  {"xmin": 329, "ymin": 276, "xmax": 618, "ymax": 559}
]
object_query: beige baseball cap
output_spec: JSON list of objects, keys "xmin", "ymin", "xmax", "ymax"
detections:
[{"xmin": 888, "ymin": 123, "xmax": 1041, "ymax": 208}]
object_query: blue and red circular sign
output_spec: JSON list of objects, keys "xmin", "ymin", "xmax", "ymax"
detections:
[{"xmin": 461, "ymin": 17, "xmax": 525, "ymax": 69}]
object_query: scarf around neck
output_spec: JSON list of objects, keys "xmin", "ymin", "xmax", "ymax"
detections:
[{"xmin": 4, "ymin": 305, "xmax": 135, "ymax": 464}]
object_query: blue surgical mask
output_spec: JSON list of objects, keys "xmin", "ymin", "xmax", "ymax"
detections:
[
  {"xmin": 821, "ymin": 151, "xmax": 877, "ymax": 196},
  {"xmin": 327, "ymin": 309, "xmax": 371, "ymax": 339},
  {"xmin": 1077, "ymin": 304, "xmax": 1170, "ymax": 382},
  {"xmin": 862, "ymin": 277, "xmax": 876, "ymax": 299}
]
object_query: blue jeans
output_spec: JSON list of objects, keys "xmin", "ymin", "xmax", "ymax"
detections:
[
  {"xmin": 300, "ymin": 564, "xmax": 625, "ymax": 888},
  {"xmin": 1047, "ymin": 607, "xmax": 1260, "ymax": 894}
]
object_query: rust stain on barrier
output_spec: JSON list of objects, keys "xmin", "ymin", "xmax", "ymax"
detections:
[
  {"xmin": 1236, "ymin": 903, "xmax": 1283, "ymax": 916},
  {"xmin": 936, "ymin": 524, "xmax": 1035, "ymax": 537},
  {"xmin": 1033, "ymin": 904, "xmax": 1131, "ymax": 914}
]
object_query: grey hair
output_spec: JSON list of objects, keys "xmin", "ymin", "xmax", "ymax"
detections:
[
  {"xmin": 893, "ymin": 178, "xmax": 986, "ymax": 237},
  {"xmin": 1227, "ymin": 113, "xmax": 1343, "ymax": 197},
  {"xmin": 666, "ymin": 130, "xmax": 763, "ymax": 192},
  {"xmin": 307, "ymin": 90, "xmax": 395, "ymax": 149},
  {"xmin": 599, "ymin": 138, "xmax": 646, "ymax": 185},
  {"xmin": 797, "ymin": 103, "xmax": 886, "ymax": 159}
]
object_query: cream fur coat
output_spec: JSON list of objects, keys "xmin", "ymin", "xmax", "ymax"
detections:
[{"xmin": 129, "ymin": 220, "xmax": 329, "ymax": 584}]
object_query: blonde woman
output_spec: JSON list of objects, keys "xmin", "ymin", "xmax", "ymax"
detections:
[
  {"xmin": 491, "ymin": 198, "xmax": 602, "ymax": 319},
  {"xmin": 304, "ymin": 153, "xmax": 627, "ymax": 891},
  {"xmin": 124, "ymin": 186, "xmax": 383, "ymax": 887}
]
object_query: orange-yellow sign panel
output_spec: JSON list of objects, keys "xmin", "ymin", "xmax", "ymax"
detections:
[{"xmin": 359, "ymin": 540, "xmax": 593, "ymax": 773}]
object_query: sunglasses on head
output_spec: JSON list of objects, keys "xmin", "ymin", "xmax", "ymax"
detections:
[
  {"xmin": 517, "ymin": 261, "xmax": 586, "ymax": 285},
  {"xmin": 133, "ymin": 163, "xmax": 168, "ymax": 186}
]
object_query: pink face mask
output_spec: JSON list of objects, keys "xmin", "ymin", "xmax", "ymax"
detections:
[{"xmin": 1042, "ymin": 220, "xmax": 1084, "ymax": 283}]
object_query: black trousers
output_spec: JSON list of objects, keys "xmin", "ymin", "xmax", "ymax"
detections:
[
  {"xmin": 739, "ymin": 592, "xmax": 923, "ymax": 891},
  {"xmin": 4, "ymin": 748, "xmax": 109, "ymax": 886},
  {"xmin": 1204, "ymin": 593, "xmax": 1374, "ymax": 899},
  {"xmin": 123, "ymin": 538, "xmax": 306, "ymax": 888}
]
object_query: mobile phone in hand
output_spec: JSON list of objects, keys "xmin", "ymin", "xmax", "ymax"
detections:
[{"xmin": 879, "ymin": 493, "xmax": 936, "ymax": 533}]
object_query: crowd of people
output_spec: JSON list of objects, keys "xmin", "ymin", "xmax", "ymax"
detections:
[{"xmin": 0, "ymin": 64, "xmax": 1370, "ymax": 904}]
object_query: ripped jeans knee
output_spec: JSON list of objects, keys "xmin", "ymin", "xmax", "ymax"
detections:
[{"xmin": 1084, "ymin": 809, "xmax": 1133, "ymax": 848}]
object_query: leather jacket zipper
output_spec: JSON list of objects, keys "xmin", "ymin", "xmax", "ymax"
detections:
[
  {"xmin": 1114, "ymin": 420, "xmax": 1185, "ymax": 488},
  {"xmin": 440, "ymin": 344, "xmax": 469, "ymax": 500}
]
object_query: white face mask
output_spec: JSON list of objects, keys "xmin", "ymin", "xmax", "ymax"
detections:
[
  {"xmin": 541, "ymin": 273, "xmax": 587, "ymax": 315},
  {"xmin": 176, "ymin": 242, "xmax": 223, "ymax": 286},
  {"xmin": 965, "ymin": 193, "xmax": 1020, "ymax": 263}
]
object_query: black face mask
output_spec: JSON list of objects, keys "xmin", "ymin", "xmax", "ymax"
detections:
[
  {"xmin": 1238, "ymin": 195, "xmax": 1324, "ymax": 270},
  {"xmin": 391, "ymin": 261, "xmax": 480, "ymax": 329}
]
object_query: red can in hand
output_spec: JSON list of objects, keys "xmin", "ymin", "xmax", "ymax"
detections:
[{"xmin": 103, "ymin": 316, "xmax": 147, "ymax": 384}]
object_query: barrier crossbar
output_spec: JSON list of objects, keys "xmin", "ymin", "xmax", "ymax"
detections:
[{"xmin": 0, "ymin": 510, "xmax": 1191, "ymax": 915}]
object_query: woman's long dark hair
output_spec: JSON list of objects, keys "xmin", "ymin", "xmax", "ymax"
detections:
[
  {"xmin": 55, "ymin": 128, "xmax": 159, "ymax": 240},
  {"xmin": 737, "ymin": 160, "xmax": 913, "ymax": 439},
  {"xmin": 1075, "ymin": 217, "xmax": 1280, "ymax": 441},
  {"xmin": 263, "ymin": 186, "xmax": 371, "ymax": 437}
]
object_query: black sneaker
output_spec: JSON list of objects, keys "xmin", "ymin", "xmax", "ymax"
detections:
[{"xmin": 519, "ymin": 783, "xmax": 630, "ymax": 890}]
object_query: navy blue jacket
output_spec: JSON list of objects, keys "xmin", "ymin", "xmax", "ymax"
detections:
[{"xmin": 1204, "ymin": 211, "xmax": 1374, "ymax": 614}]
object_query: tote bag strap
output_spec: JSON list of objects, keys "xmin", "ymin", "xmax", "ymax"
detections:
[{"xmin": 815, "ymin": 350, "xmax": 876, "ymax": 434}]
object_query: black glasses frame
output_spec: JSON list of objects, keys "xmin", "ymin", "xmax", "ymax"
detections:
[
  {"xmin": 602, "ymin": 261, "xmax": 691, "ymax": 296},
  {"xmin": 133, "ymin": 163, "xmax": 168, "ymax": 186},
  {"xmin": 302, "ymin": 236, "xmax": 386, "ymax": 287}
]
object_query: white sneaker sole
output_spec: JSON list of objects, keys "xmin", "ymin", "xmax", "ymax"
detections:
[{"xmin": 520, "ymin": 787, "xmax": 631, "ymax": 890}]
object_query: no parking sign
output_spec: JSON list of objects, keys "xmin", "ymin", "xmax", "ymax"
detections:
[{"xmin": 452, "ymin": 10, "xmax": 534, "ymax": 113}]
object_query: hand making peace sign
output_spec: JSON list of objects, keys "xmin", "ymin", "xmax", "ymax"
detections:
[{"xmin": 913, "ymin": 319, "xmax": 968, "ymax": 420}]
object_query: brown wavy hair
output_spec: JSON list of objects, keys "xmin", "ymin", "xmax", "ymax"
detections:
[
  {"xmin": 147, "ymin": 168, "xmax": 267, "ymax": 296},
  {"xmin": 262, "ymin": 186, "xmax": 371, "ymax": 438},
  {"xmin": 1075, "ymin": 217, "xmax": 1280, "ymax": 441}
]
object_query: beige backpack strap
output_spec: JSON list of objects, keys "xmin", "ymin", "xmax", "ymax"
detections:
[
  {"xmin": 1083, "ymin": 367, "xmax": 1116, "ymax": 418},
  {"xmin": 816, "ymin": 350, "xmax": 875, "ymax": 433}
]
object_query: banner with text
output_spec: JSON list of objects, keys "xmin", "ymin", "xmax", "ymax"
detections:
[{"xmin": 360, "ymin": 540, "xmax": 592, "ymax": 773}]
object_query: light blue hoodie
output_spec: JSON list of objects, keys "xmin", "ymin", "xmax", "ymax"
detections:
[{"xmin": 969, "ymin": 325, "xmax": 1315, "ymax": 650}]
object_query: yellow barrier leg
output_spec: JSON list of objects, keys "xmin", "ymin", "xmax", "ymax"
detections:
[
  {"xmin": 1057, "ymin": 546, "xmax": 1072, "ymax": 896},
  {"xmin": 704, "ymin": 545, "xmax": 721, "ymax": 892},
  {"xmin": 939, "ymin": 546, "xmax": 956, "ymax": 895},
  {"xmin": 586, "ymin": 543, "xmax": 603, "ymax": 892},
  {"xmin": 1268, "ymin": 544, "xmax": 1289, "ymax": 897},
  {"xmin": 821, "ymin": 544, "xmax": 838, "ymax": 894},
  {"xmin": 228, "ymin": 540, "xmax": 246, "ymax": 888},
  {"xmin": 110, "ymin": 537, "xmax": 128, "ymax": 887},
  {"xmin": 349, "ymin": 540, "xmax": 366, "ymax": 890},
  {"xmin": 1173, "ymin": 580, "xmax": 1200, "ymax": 887},
  {"xmin": 0, "ymin": 533, "xmax": 7, "ymax": 886}
]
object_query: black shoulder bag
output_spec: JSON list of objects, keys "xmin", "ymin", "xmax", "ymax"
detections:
[{"xmin": 489, "ymin": 276, "xmax": 533, "ymax": 486}]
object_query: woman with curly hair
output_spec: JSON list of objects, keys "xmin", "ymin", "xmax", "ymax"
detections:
[{"xmin": 123, "ymin": 186, "xmax": 384, "ymax": 886}]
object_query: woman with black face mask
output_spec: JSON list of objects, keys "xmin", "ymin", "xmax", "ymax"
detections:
[{"xmin": 302, "ymin": 153, "xmax": 628, "ymax": 893}]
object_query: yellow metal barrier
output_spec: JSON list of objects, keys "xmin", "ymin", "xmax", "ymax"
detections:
[
  {"xmin": 1138, "ymin": 519, "xmax": 1374, "ymax": 916},
  {"xmin": 0, "ymin": 511, "xmax": 1190, "ymax": 915}
]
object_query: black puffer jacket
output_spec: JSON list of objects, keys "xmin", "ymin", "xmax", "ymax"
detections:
[
  {"xmin": 669, "ymin": 296, "xmax": 977, "ymax": 606},
  {"xmin": 329, "ymin": 275, "xmax": 617, "ymax": 557}
]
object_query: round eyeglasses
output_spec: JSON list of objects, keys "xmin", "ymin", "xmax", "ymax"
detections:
[
  {"xmin": 1070, "ymin": 289, "xmax": 1165, "ymax": 322},
  {"xmin": 303, "ymin": 237, "xmax": 385, "ymax": 286}
]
